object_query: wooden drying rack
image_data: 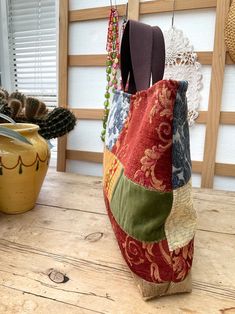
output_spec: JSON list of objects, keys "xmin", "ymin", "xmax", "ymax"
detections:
[{"xmin": 58, "ymin": 0, "xmax": 235, "ymax": 188}]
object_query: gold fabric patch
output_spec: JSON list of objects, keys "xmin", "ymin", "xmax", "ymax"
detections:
[
  {"xmin": 165, "ymin": 180, "xmax": 197, "ymax": 251},
  {"xmin": 103, "ymin": 148, "xmax": 123, "ymax": 202}
]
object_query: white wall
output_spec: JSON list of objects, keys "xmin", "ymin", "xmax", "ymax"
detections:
[{"xmin": 67, "ymin": 0, "xmax": 235, "ymax": 191}]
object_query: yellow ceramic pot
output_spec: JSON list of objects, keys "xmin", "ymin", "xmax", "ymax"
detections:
[{"xmin": 0, "ymin": 123, "xmax": 50, "ymax": 214}]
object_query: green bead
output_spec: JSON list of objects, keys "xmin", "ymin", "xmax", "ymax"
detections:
[
  {"xmin": 105, "ymin": 92, "xmax": 110, "ymax": 99},
  {"xmin": 101, "ymin": 129, "xmax": 106, "ymax": 136},
  {"xmin": 103, "ymin": 121, "xmax": 107, "ymax": 128},
  {"xmin": 106, "ymin": 67, "xmax": 111, "ymax": 74},
  {"xmin": 106, "ymin": 85, "xmax": 110, "ymax": 91},
  {"xmin": 112, "ymin": 78, "xmax": 117, "ymax": 84},
  {"xmin": 106, "ymin": 60, "xmax": 112, "ymax": 66},
  {"xmin": 107, "ymin": 74, "xmax": 111, "ymax": 81},
  {"xmin": 112, "ymin": 52, "xmax": 117, "ymax": 59},
  {"xmin": 104, "ymin": 100, "xmax": 109, "ymax": 108}
]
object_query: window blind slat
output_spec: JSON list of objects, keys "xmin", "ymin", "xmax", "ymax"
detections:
[
  {"xmin": 15, "ymin": 47, "xmax": 55, "ymax": 55},
  {"xmin": 10, "ymin": 2, "xmax": 54, "ymax": 11},
  {"xmin": 8, "ymin": 0, "xmax": 57, "ymax": 107},
  {"xmin": 13, "ymin": 40, "xmax": 56, "ymax": 47},
  {"xmin": 11, "ymin": 9, "xmax": 55, "ymax": 19}
]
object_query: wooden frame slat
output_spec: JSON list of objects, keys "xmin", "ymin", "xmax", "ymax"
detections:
[
  {"xmin": 68, "ymin": 52, "xmax": 234, "ymax": 67},
  {"xmin": 128, "ymin": 0, "xmax": 140, "ymax": 20},
  {"xmin": 201, "ymin": 0, "xmax": 230, "ymax": 188},
  {"xmin": 66, "ymin": 151, "xmax": 235, "ymax": 177},
  {"xmin": 70, "ymin": 109, "xmax": 235, "ymax": 125},
  {"xmin": 140, "ymin": 0, "xmax": 216, "ymax": 15},
  {"xmin": 57, "ymin": 0, "xmax": 69, "ymax": 172},
  {"xmin": 215, "ymin": 163, "xmax": 235, "ymax": 177},
  {"xmin": 196, "ymin": 111, "xmax": 235, "ymax": 125},
  {"xmin": 192, "ymin": 161, "xmax": 202, "ymax": 173},
  {"xmin": 71, "ymin": 109, "xmax": 104, "ymax": 120},
  {"xmin": 69, "ymin": 55, "xmax": 106, "ymax": 67},
  {"xmin": 69, "ymin": 0, "xmax": 217, "ymax": 22},
  {"xmin": 69, "ymin": 4, "xmax": 126, "ymax": 22},
  {"xmin": 66, "ymin": 150, "xmax": 103, "ymax": 163}
]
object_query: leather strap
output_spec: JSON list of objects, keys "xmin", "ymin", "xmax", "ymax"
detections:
[
  {"xmin": 151, "ymin": 26, "xmax": 165, "ymax": 85},
  {"xmin": 120, "ymin": 20, "xmax": 165, "ymax": 94}
]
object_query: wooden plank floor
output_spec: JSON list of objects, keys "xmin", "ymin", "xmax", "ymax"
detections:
[{"xmin": 0, "ymin": 170, "xmax": 234, "ymax": 314}]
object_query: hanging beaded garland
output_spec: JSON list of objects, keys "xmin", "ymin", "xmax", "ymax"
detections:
[{"xmin": 101, "ymin": 8, "xmax": 120, "ymax": 142}]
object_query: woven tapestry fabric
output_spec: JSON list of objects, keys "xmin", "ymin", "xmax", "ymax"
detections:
[{"xmin": 103, "ymin": 79, "xmax": 196, "ymax": 299}]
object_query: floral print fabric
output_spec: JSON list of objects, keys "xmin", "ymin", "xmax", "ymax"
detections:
[
  {"xmin": 105, "ymin": 90, "xmax": 131, "ymax": 151},
  {"xmin": 172, "ymin": 81, "xmax": 192, "ymax": 188},
  {"xmin": 103, "ymin": 79, "xmax": 195, "ymax": 289},
  {"xmin": 112, "ymin": 80, "xmax": 179, "ymax": 192}
]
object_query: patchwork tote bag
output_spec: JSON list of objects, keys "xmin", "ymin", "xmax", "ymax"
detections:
[{"xmin": 103, "ymin": 20, "xmax": 197, "ymax": 300}]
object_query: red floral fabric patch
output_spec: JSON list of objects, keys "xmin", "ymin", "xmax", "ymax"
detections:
[{"xmin": 112, "ymin": 80, "xmax": 179, "ymax": 192}]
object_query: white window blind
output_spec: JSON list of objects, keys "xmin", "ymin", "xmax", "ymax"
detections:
[{"xmin": 7, "ymin": 0, "xmax": 57, "ymax": 107}]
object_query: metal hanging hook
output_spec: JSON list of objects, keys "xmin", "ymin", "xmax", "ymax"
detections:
[
  {"xmin": 125, "ymin": 2, "xmax": 128, "ymax": 18},
  {"xmin": 109, "ymin": 0, "xmax": 117, "ymax": 9},
  {"xmin": 171, "ymin": 0, "xmax": 176, "ymax": 27}
]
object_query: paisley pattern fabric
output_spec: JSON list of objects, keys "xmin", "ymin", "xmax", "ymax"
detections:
[
  {"xmin": 172, "ymin": 81, "xmax": 192, "ymax": 188},
  {"xmin": 105, "ymin": 91, "xmax": 131, "ymax": 151},
  {"xmin": 103, "ymin": 79, "xmax": 196, "ymax": 299},
  {"xmin": 112, "ymin": 80, "xmax": 179, "ymax": 192}
]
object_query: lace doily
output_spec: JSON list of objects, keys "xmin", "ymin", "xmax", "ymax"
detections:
[{"xmin": 163, "ymin": 27, "xmax": 203, "ymax": 126}]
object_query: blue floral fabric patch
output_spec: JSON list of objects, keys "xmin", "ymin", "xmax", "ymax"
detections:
[
  {"xmin": 172, "ymin": 81, "xmax": 192, "ymax": 189},
  {"xmin": 105, "ymin": 90, "xmax": 131, "ymax": 151}
]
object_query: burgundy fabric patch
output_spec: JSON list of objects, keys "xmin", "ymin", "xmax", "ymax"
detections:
[{"xmin": 112, "ymin": 80, "xmax": 179, "ymax": 192}]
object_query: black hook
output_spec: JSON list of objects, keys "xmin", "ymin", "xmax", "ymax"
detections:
[{"xmin": 171, "ymin": 0, "xmax": 176, "ymax": 27}]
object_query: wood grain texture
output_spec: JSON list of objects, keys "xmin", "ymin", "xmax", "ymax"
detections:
[
  {"xmin": 68, "ymin": 0, "xmax": 217, "ymax": 22},
  {"xmin": 69, "ymin": 52, "xmax": 234, "ymax": 67},
  {"xmin": 57, "ymin": 0, "xmax": 69, "ymax": 172},
  {"xmin": 69, "ymin": 4, "xmax": 126, "ymax": 22},
  {"xmin": 128, "ymin": 0, "xmax": 140, "ymax": 20},
  {"xmin": 196, "ymin": 111, "xmax": 235, "ymax": 124},
  {"xmin": 0, "ymin": 171, "xmax": 234, "ymax": 313},
  {"xmin": 69, "ymin": 55, "xmax": 107, "ymax": 67},
  {"xmin": 66, "ymin": 150, "xmax": 103, "ymax": 163},
  {"xmin": 201, "ymin": 0, "xmax": 231, "ymax": 188},
  {"xmin": 192, "ymin": 161, "xmax": 235, "ymax": 177},
  {"xmin": 140, "ymin": 0, "xmax": 217, "ymax": 14},
  {"xmin": 71, "ymin": 109, "xmax": 104, "ymax": 120},
  {"xmin": 197, "ymin": 51, "xmax": 234, "ymax": 64},
  {"xmin": 68, "ymin": 108, "xmax": 235, "ymax": 124},
  {"xmin": 65, "ymin": 151, "xmax": 235, "ymax": 177}
]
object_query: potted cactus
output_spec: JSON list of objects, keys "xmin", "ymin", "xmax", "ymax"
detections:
[
  {"xmin": 0, "ymin": 89, "xmax": 76, "ymax": 140},
  {"xmin": 0, "ymin": 87, "xmax": 76, "ymax": 214}
]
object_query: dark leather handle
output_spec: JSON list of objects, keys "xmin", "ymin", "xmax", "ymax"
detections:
[
  {"xmin": 151, "ymin": 26, "xmax": 165, "ymax": 85},
  {"xmin": 120, "ymin": 20, "xmax": 165, "ymax": 94}
]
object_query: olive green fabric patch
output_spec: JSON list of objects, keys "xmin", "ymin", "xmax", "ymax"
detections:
[{"xmin": 110, "ymin": 173, "xmax": 173, "ymax": 242}]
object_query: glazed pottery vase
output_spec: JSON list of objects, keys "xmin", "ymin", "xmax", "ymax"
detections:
[{"xmin": 0, "ymin": 123, "xmax": 50, "ymax": 214}]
